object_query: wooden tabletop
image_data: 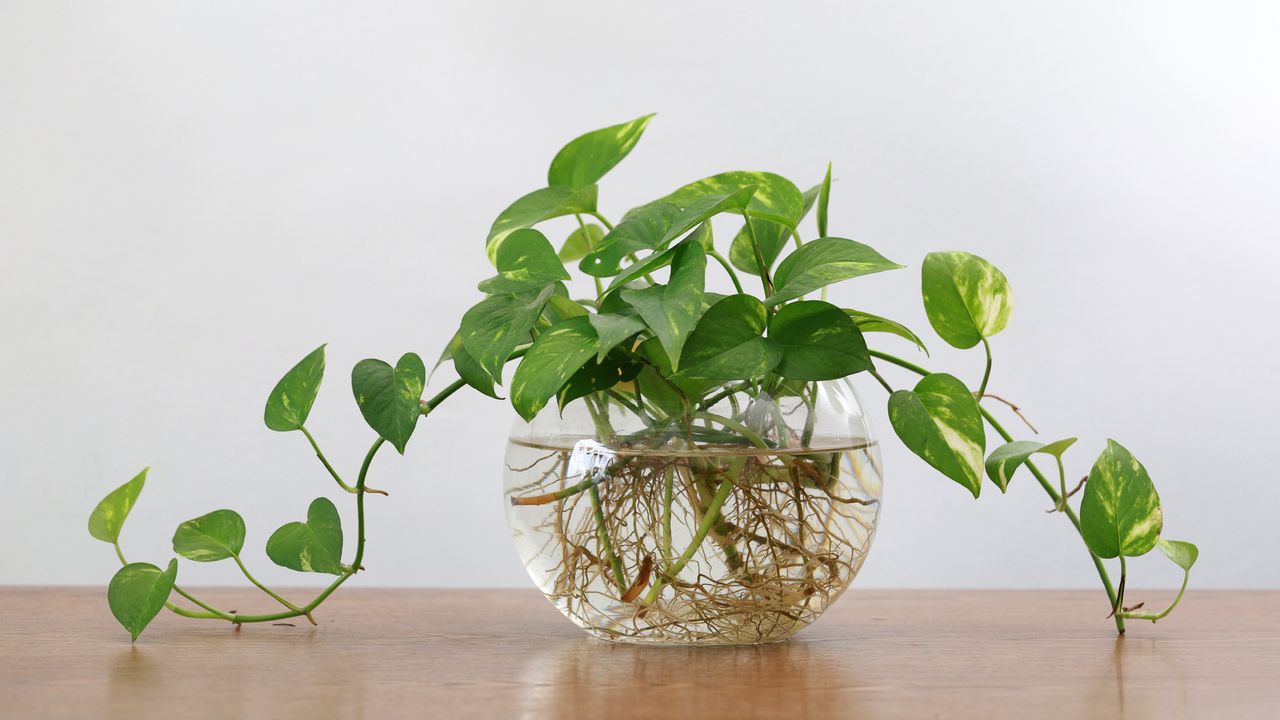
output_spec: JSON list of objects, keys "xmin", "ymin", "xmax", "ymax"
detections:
[{"xmin": 1, "ymin": 588, "xmax": 1275, "ymax": 719}]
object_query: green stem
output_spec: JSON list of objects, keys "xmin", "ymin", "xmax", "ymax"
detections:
[
  {"xmin": 1118, "ymin": 568, "xmax": 1191, "ymax": 622},
  {"xmin": 233, "ymin": 555, "xmax": 305, "ymax": 614},
  {"xmin": 742, "ymin": 214, "xmax": 775, "ymax": 297},
  {"xmin": 300, "ymin": 426, "xmax": 357, "ymax": 493},
  {"xmin": 574, "ymin": 213, "xmax": 605, "ymax": 296},
  {"xmin": 588, "ymin": 211, "xmax": 615, "ymax": 232},
  {"xmin": 707, "ymin": 249, "xmax": 745, "ymax": 294},
  {"xmin": 977, "ymin": 337, "xmax": 993, "ymax": 397},
  {"xmin": 589, "ymin": 483, "xmax": 628, "ymax": 592},
  {"xmin": 352, "ymin": 437, "xmax": 385, "ymax": 573},
  {"xmin": 694, "ymin": 411, "xmax": 770, "ymax": 448},
  {"xmin": 644, "ymin": 477, "xmax": 733, "ymax": 603},
  {"xmin": 869, "ymin": 347, "xmax": 1126, "ymax": 634}
]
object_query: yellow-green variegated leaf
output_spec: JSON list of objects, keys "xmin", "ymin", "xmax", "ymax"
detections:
[
  {"xmin": 559, "ymin": 223, "xmax": 605, "ymax": 262},
  {"xmin": 460, "ymin": 284, "xmax": 555, "ymax": 385},
  {"xmin": 108, "ymin": 559, "xmax": 177, "ymax": 641},
  {"xmin": 674, "ymin": 294, "xmax": 780, "ymax": 381},
  {"xmin": 509, "ymin": 316, "xmax": 600, "ymax": 421},
  {"xmin": 351, "ymin": 353, "xmax": 426, "ymax": 454},
  {"xmin": 664, "ymin": 171, "xmax": 805, "ymax": 229},
  {"xmin": 477, "ymin": 229, "xmax": 570, "ymax": 294},
  {"xmin": 1158, "ymin": 539, "xmax": 1198, "ymax": 571},
  {"xmin": 766, "ymin": 238, "xmax": 903, "ymax": 306},
  {"xmin": 88, "ymin": 469, "xmax": 147, "ymax": 544},
  {"xmin": 171, "ymin": 509, "xmax": 246, "ymax": 562},
  {"xmin": 264, "ymin": 345, "xmax": 325, "ymax": 432},
  {"xmin": 1079, "ymin": 440, "xmax": 1163, "ymax": 559},
  {"xmin": 486, "ymin": 185, "xmax": 598, "ymax": 262},
  {"xmin": 619, "ymin": 242, "xmax": 706, "ymax": 370},
  {"xmin": 921, "ymin": 251, "xmax": 1013, "ymax": 349},
  {"xmin": 580, "ymin": 200, "xmax": 681, "ymax": 278},
  {"xmin": 984, "ymin": 437, "xmax": 1077, "ymax": 492},
  {"xmin": 845, "ymin": 309, "xmax": 929, "ymax": 355},
  {"xmin": 266, "ymin": 497, "xmax": 344, "ymax": 575},
  {"xmin": 728, "ymin": 183, "xmax": 820, "ymax": 276},
  {"xmin": 888, "ymin": 373, "xmax": 986, "ymax": 497},
  {"xmin": 548, "ymin": 114, "xmax": 655, "ymax": 189}
]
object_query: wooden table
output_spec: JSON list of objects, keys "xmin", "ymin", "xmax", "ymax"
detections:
[{"xmin": 1, "ymin": 588, "xmax": 1275, "ymax": 719}]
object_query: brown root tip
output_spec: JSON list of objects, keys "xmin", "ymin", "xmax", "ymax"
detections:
[
  {"xmin": 620, "ymin": 555, "xmax": 654, "ymax": 603},
  {"xmin": 305, "ymin": 612, "xmax": 317, "ymax": 626},
  {"xmin": 363, "ymin": 486, "xmax": 389, "ymax": 496}
]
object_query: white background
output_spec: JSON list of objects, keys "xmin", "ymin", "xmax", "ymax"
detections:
[{"xmin": 3, "ymin": 1, "xmax": 1276, "ymax": 592}]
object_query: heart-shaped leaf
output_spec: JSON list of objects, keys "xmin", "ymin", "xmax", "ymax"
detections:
[
  {"xmin": 477, "ymin": 229, "xmax": 570, "ymax": 294},
  {"xmin": 729, "ymin": 183, "xmax": 820, "ymax": 276},
  {"xmin": 580, "ymin": 200, "xmax": 681, "ymax": 278},
  {"xmin": 768, "ymin": 300, "xmax": 870, "ymax": 381},
  {"xmin": 656, "ymin": 187, "xmax": 757, "ymax": 249},
  {"xmin": 510, "ymin": 316, "xmax": 600, "ymax": 421},
  {"xmin": 985, "ymin": 438, "xmax": 1078, "ymax": 492},
  {"xmin": 446, "ymin": 333, "xmax": 498, "ymax": 399},
  {"xmin": 556, "ymin": 352, "xmax": 643, "ymax": 410},
  {"xmin": 888, "ymin": 373, "xmax": 986, "ymax": 497},
  {"xmin": 675, "ymin": 294, "xmax": 781, "ymax": 381},
  {"xmin": 664, "ymin": 171, "xmax": 805, "ymax": 228},
  {"xmin": 352, "ymin": 353, "xmax": 427, "ymax": 454},
  {"xmin": 845, "ymin": 309, "xmax": 929, "ymax": 355},
  {"xmin": 108, "ymin": 559, "xmax": 177, "ymax": 641},
  {"xmin": 1158, "ymin": 539, "xmax": 1199, "ymax": 571},
  {"xmin": 921, "ymin": 251, "xmax": 1014, "ymax": 349},
  {"xmin": 89, "ymin": 468, "xmax": 147, "ymax": 544},
  {"xmin": 559, "ymin": 222, "xmax": 605, "ymax": 261},
  {"xmin": 486, "ymin": 185, "xmax": 598, "ymax": 262},
  {"xmin": 1079, "ymin": 440, "xmax": 1163, "ymax": 559},
  {"xmin": 587, "ymin": 313, "xmax": 647, "ymax": 363},
  {"xmin": 548, "ymin": 113, "xmax": 655, "ymax": 189},
  {"xmin": 460, "ymin": 285, "xmax": 555, "ymax": 384},
  {"xmin": 620, "ymin": 242, "xmax": 706, "ymax": 370},
  {"xmin": 266, "ymin": 497, "xmax": 344, "ymax": 575},
  {"xmin": 264, "ymin": 345, "xmax": 325, "ymax": 432},
  {"xmin": 766, "ymin": 238, "xmax": 903, "ymax": 305},
  {"xmin": 172, "ymin": 509, "xmax": 246, "ymax": 562}
]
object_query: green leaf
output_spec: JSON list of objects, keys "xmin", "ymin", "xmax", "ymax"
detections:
[
  {"xmin": 817, "ymin": 162, "xmax": 832, "ymax": 238},
  {"xmin": 171, "ymin": 509, "xmax": 246, "ymax": 562},
  {"xmin": 544, "ymin": 295, "xmax": 590, "ymax": 322},
  {"xmin": 88, "ymin": 468, "xmax": 147, "ymax": 544},
  {"xmin": 665, "ymin": 171, "xmax": 805, "ymax": 228},
  {"xmin": 675, "ymin": 294, "xmax": 781, "ymax": 381},
  {"xmin": 510, "ymin": 316, "xmax": 600, "ymax": 421},
  {"xmin": 460, "ymin": 285, "xmax": 554, "ymax": 384},
  {"xmin": 767, "ymin": 300, "xmax": 870, "ymax": 381},
  {"xmin": 845, "ymin": 309, "xmax": 929, "ymax": 355},
  {"xmin": 888, "ymin": 373, "xmax": 986, "ymax": 497},
  {"xmin": 264, "ymin": 345, "xmax": 325, "ymax": 432},
  {"xmin": 921, "ymin": 251, "xmax": 1014, "ymax": 349},
  {"xmin": 108, "ymin": 559, "xmax": 177, "ymax": 641},
  {"xmin": 447, "ymin": 333, "xmax": 498, "ymax": 399},
  {"xmin": 580, "ymin": 200, "xmax": 681, "ymax": 278},
  {"xmin": 635, "ymin": 364, "xmax": 686, "ymax": 420},
  {"xmin": 548, "ymin": 113, "xmax": 655, "ymax": 188},
  {"xmin": 767, "ymin": 238, "xmax": 903, "ymax": 305},
  {"xmin": 620, "ymin": 242, "xmax": 706, "ymax": 370},
  {"xmin": 559, "ymin": 223, "xmax": 605, "ymax": 261},
  {"xmin": 1079, "ymin": 440, "xmax": 1163, "ymax": 559},
  {"xmin": 477, "ymin": 229, "xmax": 570, "ymax": 294},
  {"xmin": 1158, "ymin": 539, "xmax": 1199, "ymax": 571},
  {"xmin": 556, "ymin": 352, "xmax": 643, "ymax": 410},
  {"xmin": 266, "ymin": 497, "xmax": 344, "ymax": 575},
  {"xmin": 657, "ymin": 186, "xmax": 757, "ymax": 248},
  {"xmin": 729, "ymin": 183, "xmax": 820, "ymax": 276},
  {"xmin": 984, "ymin": 437, "xmax": 1078, "ymax": 492},
  {"xmin": 588, "ymin": 313, "xmax": 646, "ymax": 363},
  {"xmin": 352, "ymin": 353, "xmax": 427, "ymax": 454},
  {"xmin": 486, "ymin": 185, "xmax": 598, "ymax": 262}
]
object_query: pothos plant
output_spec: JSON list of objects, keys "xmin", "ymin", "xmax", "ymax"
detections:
[{"xmin": 90, "ymin": 114, "xmax": 1196, "ymax": 641}]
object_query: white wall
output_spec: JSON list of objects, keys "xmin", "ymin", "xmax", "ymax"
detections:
[{"xmin": 2, "ymin": 1, "xmax": 1276, "ymax": 591}]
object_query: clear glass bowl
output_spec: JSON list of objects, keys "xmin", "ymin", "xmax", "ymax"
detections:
[{"xmin": 503, "ymin": 378, "xmax": 883, "ymax": 645}]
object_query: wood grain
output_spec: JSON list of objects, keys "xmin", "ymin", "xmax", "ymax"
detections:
[{"xmin": 1, "ymin": 588, "xmax": 1275, "ymax": 719}]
